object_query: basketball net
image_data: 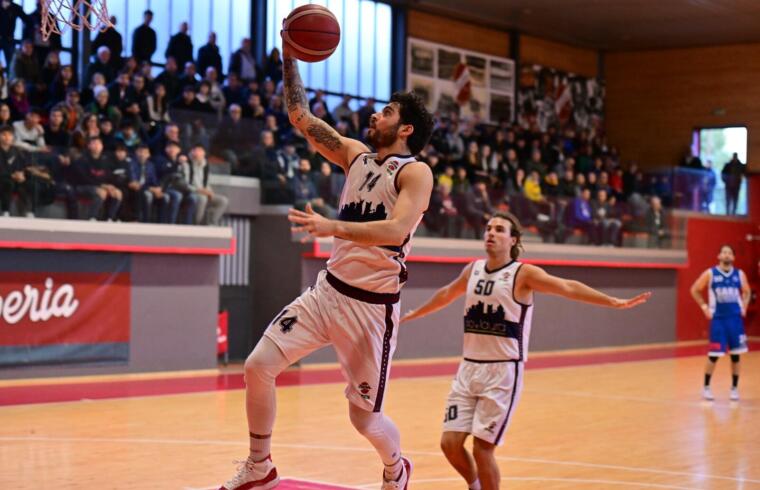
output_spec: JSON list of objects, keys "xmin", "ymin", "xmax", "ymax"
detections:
[{"xmin": 40, "ymin": 0, "xmax": 114, "ymax": 41}]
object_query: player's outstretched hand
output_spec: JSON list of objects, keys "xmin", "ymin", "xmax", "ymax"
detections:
[
  {"xmin": 400, "ymin": 310, "xmax": 417, "ymax": 324},
  {"xmin": 288, "ymin": 202, "xmax": 336, "ymax": 242},
  {"xmin": 611, "ymin": 291, "xmax": 652, "ymax": 309}
]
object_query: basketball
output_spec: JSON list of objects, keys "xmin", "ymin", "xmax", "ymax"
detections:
[{"xmin": 282, "ymin": 4, "xmax": 340, "ymax": 62}]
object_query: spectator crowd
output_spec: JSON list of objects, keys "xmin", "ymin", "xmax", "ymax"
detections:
[{"xmin": 0, "ymin": 4, "xmax": 672, "ymax": 246}]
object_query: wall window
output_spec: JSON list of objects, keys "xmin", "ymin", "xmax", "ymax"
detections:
[
  {"xmin": 692, "ymin": 126, "xmax": 748, "ymax": 216},
  {"xmin": 89, "ymin": 0, "xmax": 251, "ymax": 71},
  {"xmin": 267, "ymin": 0, "xmax": 392, "ymax": 110}
]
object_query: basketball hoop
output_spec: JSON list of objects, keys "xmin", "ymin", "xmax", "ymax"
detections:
[{"xmin": 40, "ymin": 0, "xmax": 114, "ymax": 41}]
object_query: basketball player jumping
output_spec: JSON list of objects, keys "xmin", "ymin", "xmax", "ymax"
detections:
[
  {"xmin": 690, "ymin": 244, "xmax": 750, "ymax": 401},
  {"xmin": 401, "ymin": 213, "xmax": 650, "ymax": 490},
  {"xmin": 219, "ymin": 45, "xmax": 435, "ymax": 489}
]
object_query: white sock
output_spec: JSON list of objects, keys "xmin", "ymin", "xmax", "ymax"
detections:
[
  {"xmin": 469, "ymin": 478, "xmax": 482, "ymax": 490},
  {"xmin": 248, "ymin": 431, "xmax": 271, "ymax": 462}
]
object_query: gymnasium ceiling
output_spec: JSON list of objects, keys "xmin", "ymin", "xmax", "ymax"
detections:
[{"xmin": 403, "ymin": 0, "xmax": 760, "ymax": 51}]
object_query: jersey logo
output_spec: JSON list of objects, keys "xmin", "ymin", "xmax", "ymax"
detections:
[
  {"xmin": 386, "ymin": 161, "xmax": 398, "ymax": 175},
  {"xmin": 464, "ymin": 301, "xmax": 521, "ymax": 338},
  {"xmin": 338, "ymin": 200, "xmax": 387, "ymax": 222}
]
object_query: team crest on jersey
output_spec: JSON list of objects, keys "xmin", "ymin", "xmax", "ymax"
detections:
[
  {"xmin": 500, "ymin": 271, "xmax": 511, "ymax": 282},
  {"xmin": 358, "ymin": 382, "xmax": 372, "ymax": 400},
  {"xmin": 714, "ymin": 276, "xmax": 724, "ymax": 282},
  {"xmin": 386, "ymin": 161, "xmax": 399, "ymax": 175}
]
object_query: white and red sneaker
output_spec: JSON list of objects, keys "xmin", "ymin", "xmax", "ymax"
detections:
[
  {"xmin": 381, "ymin": 456, "xmax": 412, "ymax": 490},
  {"xmin": 219, "ymin": 454, "xmax": 279, "ymax": 490}
]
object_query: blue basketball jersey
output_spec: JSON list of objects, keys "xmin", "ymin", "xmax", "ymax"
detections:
[{"xmin": 709, "ymin": 266, "xmax": 742, "ymax": 317}]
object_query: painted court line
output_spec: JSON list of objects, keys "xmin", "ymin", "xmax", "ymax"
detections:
[
  {"xmin": 355, "ymin": 477, "xmax": 701, "ymax": 490},
  {"xmin": 5, "ymin": 342, "xmax": 757, "ymax": 407},
  {"xmin": 1, "ymin": 435, "xmax": 757, "ymax": 485}
]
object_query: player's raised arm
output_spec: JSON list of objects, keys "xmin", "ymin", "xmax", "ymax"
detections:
[
  {"xmin": 282, "ymin": 47, "xmax": 367, "ymax": 172},
  {"xmin": 401, "ymin": 262, "xmax": 474, "ymax": 323},
  {"xmin": 690, "ymin": 269, "xmax": 712, "ymax": 319},
  {"xmin": 518, "ymin": 263, "xmax": 651, "ymax": 309}
]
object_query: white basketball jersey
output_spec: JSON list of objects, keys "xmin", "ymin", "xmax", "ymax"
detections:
[
  {"xmin": 463, "ymin": 259, "xmax": 534, "ymax": 361},
  {"xmin": 327, "ymin": 152, "xmax": 423, "ymax": 294}
]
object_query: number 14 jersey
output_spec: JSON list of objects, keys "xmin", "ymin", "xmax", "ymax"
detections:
[{"xmin": 463, "ymin": 259, "xmax": 534, "ymax": 362}]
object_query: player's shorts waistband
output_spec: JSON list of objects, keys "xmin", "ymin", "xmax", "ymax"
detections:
[{"xmin": 325, "ymin": 271, "xmax": 400, "ymax": 305}]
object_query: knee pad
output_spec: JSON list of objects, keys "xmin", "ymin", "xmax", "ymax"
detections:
[
  {"xmin": 708, "ymin": 356, "xmax": 719, "ymax": 364},
  {"xmin": 730, "ymin": 354, "xmax": 740, "ymax": 363}
]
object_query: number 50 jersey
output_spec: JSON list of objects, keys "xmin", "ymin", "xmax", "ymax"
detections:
[{"xmin": 463, "ymin": 259, "xmax": 534, "ymax": 362}]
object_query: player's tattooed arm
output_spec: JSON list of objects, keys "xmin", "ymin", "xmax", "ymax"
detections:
[
  {"xmin": 283, "ymin": 56, "xmax": 309, "ymax": 126},
  {"xmin": 281, "ymin": 51, "xmax": 367, "ymax": 170}
]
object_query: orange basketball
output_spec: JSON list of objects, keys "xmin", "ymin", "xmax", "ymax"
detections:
[{"xmin": 282, "ymin": 4, "xmax": 340, "ymax": 63}]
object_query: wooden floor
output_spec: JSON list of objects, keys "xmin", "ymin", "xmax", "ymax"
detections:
[{"xmin": 1, "ymin": 348, "xmax": 759, "ymax": 489}]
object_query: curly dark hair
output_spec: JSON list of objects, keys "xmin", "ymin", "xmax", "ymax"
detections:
[
  {"xmin": 492, "ymin": 211, "xmax": 524, "ymax": 260},
  {"xmin": 390, "ymin": 91, "xmax": 434, "ymax": 156}
]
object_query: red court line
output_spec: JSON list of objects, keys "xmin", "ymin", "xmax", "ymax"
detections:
[
  {"xmin": 277, "ymin": 478, "xmax": 357, "ymax": 489},
  {"xmin": 1, "ymin": 342, "xmax": 756, "ymax": 407}
]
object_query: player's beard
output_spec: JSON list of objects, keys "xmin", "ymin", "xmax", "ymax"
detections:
[
  {"xmin": 367, "ymin": 123, "xmax": 399, "ymax": 150},
  {"xmin": 720, "ymin": 258, "xmax": 733, "ymax": 267}
]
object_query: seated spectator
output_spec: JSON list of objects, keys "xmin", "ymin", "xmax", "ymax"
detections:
[
  {"xmin": 592, "ymin": 188, "xmax": 622, "ymax": 246},
  {"xmin": 243, "ymin": 92, "xmax": 265, "ymax": 120},
  {"xmin": 13, "ymin": 110, "xmax": 48, "ymax": 155},
  {"xmin": 155, "ymin": 56, "xmax": 181, "ymax": 101},
  {"xmin": 48, "ymin": 64, "xmax": 77, "ymax": 107},
  {"xmin": 0, "ymin": 125, "xmax": 32, "ymax": 216},
  {"xmin": 52, "ymin": 88, "xmax": 84, "ymax": 131},
  {"xmin": 181, "ymin": 144, "xmax": 228, "ymax": 225},
  {"xmin": 85, "ymin": 46, "xmax": 116, "ymax": 87},
  {"xmin": 214, "ymin": 104, "xmax": 256, "ymax": 174},
  {"xmin": 222, "ymin": 72, "xmax": 246, "ymax": 107},
  {"xmin": 145, "ymin": 82, "xmax": 170, "ymax": 129},
  {"xmin": 68, "ymin": 136, "xmax": 122, "ymax": 220},
  {"xmin": 259, "ymin": 130, "xmax": 292, "ymax": 204},
  {"xmin": 86, "ymin": 85, "xmax": 122, "ymax": 126},
  {"xmin": 115, "ymin": 122, "xmax": 141, "ymax": 151},
  {"xmin": 276, "ymin": 143, "xmax": 299, "ymax": 180},
  {"xmin": 7, "ymin": 78, "xmax": 30, "ymax": 120},
  {"xmin": 0, "ymin": 103, "xmax": 11, "ymax": 127},
  {"xmin": 11, "ymin": 40, "xmax": 39, "ymax": 86},
  {"xmin": 128, "ymin": 144, "xmax": 170, "ymax": 222},
  {"xmin": 44, "ymin": 108, "xmax": 71, "ymax": 151},
  {"xmin": 195, "ymin": 81, "xmax": 216, "ymax": 114},
  {"xmin": 314, "ymin": 160, "xmax": 344, "ymax": 210},
  {"xmin": 149, "ymin": 122, "xmax": 181, "ymax": 157},
  {"xmin": 332, "ymin": 94, "xmax": 353, "ymax": 123},
  {"xmin": 154, "ymin": 140, "xmax": 198, "ymax": 224},
  {"xmin": 646, "ymin": 196, "xmax": 670, "ymax": 248},
  {"xmin": 202, "ymin": 67, "xmax": 226, "ymax": 114},
  {"xmin": 109, "ymin": 143, "xmax": 134, "ymax": 220},
  {"xmin": 108, "ymin": 71, "xmax": 131, "ymax": 110},
  {"xmin": 78, "ymin": 113, "xmax": 101, "ymax": 140},
  {"xmin": 463, "ymin": 177, "xmax": 492, "ymax": 238},
  {"xmin": 99, "ymin": 118, "xmax": 118, "ymax": 151},
  {"xmin": 179, "ymin": 61, "xmax": 200, "ymax": 89},
  {"xmin": 566, "ymin": 187, "xmax": 600, "ymax": 244},
  {"xmin": 292, "ymin": 158, "xmax": 334, "ymax": 218}
]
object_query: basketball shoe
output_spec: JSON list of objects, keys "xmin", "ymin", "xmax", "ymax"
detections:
[
  {"xmin": 381, "ymin": 456, "xmax": 412, "ymax": 490},
  {"xmin": 730, "ymin": 387, "xmax": 740, "ymax": 401},
  {"xmin": 702, "ymin": 386, "xmax": 714, "ymax": 401},
  {"xmin": 219, "ymin": 455, "xmax": 279, "ymax": 490}
]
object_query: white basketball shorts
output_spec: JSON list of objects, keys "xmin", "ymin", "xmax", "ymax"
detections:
[
  {"xmin": 263, "ymin": 269, "xmax": 400, "ymax": 412},
  {"xmin": 442, "ymin": 359, "xmax": 524, "ymax": 446}
]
